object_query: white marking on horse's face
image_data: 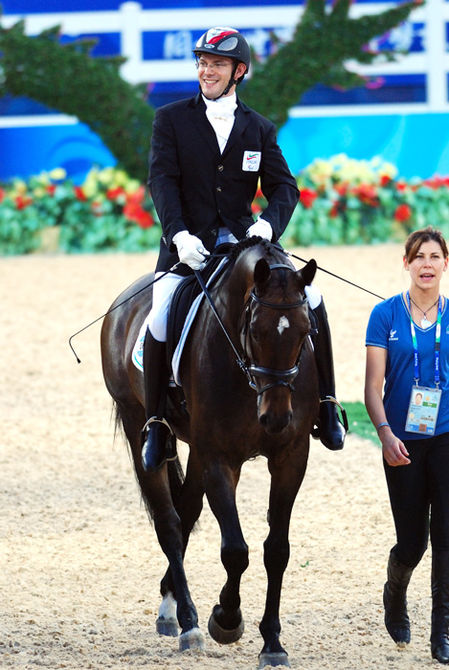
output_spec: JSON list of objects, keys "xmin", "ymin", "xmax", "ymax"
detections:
[{"xmin": 277, "ymin": 315, "xmax": 290, "ymax": 335}]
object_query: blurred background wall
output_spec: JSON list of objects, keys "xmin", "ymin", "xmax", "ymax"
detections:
[{"xmin": 1, "ymin": 0, "xmax": 448, "ymax": 182}]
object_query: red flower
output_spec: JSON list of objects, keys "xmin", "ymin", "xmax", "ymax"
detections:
[
  {"xmin": 300, "ymin": 188, "xmax": 318, "ymax": 209},
  {"xmin": 396, "ymin": 181, "xmax": 408, "ymax": 192},
  {"xmin": 123, "ymin": 201, "xmax": 154, "ymax": 228},
  {"xmin": 394, "ymin": 204, "xmax": 412, "ymax": 222},
  {"xmin": 352, "ymin": 183, "xmax": 379, "ymax": 207},
  {"xmin": 126, "ymin": 185, "xmax": 145, "ymax": 205},
  {"xmin": 329, "ymin": 203, "xmax": 339, "ymax": 218},
  {"xmin": 334, "ymin": 182, "xmax": 348, "ymax": 196},
  {"xmin": 74, "ymin": 186, "xmax": 87, "ymax": 201},
  {"xmin": 46, "ymin": 185, "xmax": 56, "ymax": 196},
  {"xmin": 423, "ymin": 176, "xmax": 449, "ymax": 190},
  {"xmin": 106, "ymin": 186, "xmax": 126, "ymax": 200},
  {"xmin": 15, "ymin": 195, "xmax": 33, "ymax": 210},
  {"xmin": 122, "ymin": 187, "xmax": 155, "ymax": 228},
  {"xmin": 379, "ymin": 175, "xmax": 391, "ymax": 187},
  {"xmin": 0, "ymin": 187, "xmax": 5, "ymax": 203}
]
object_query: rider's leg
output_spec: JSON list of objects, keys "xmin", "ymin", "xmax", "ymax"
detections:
[
  {"xmin": 306, "ymin": 286, "xmax": 346, "ymax": 451},
  {"xmin": 141, "ymin": 273, "xmax": 182, "ymax": 472}
]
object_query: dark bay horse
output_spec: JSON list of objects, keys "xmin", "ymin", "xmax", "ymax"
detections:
[{"xmin": 100, "ymin": 238, "xmax": 319, "ymax": 668}]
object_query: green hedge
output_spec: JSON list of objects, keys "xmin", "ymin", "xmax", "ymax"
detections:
[
  {"xmin": 0, "ymin": 166, "xmax": 160, "ymax": 254},
  {"xmin": 2, "ymin": 155, "xmax": 449, "ymax": 255}
]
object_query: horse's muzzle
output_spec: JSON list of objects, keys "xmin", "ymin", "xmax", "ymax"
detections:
[{"xmin": 258, "ymin": 408, "xmax": 293, "ymax": 434}]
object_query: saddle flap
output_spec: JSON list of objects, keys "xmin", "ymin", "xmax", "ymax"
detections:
[{"xmin": 167, "ymin": 248, "xmax": 231, "ymax": 385}]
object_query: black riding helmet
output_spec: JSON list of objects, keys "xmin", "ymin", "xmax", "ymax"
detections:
[{"xmin": 193, "ymin": 27, "xmax": 251, "ymax": 99}]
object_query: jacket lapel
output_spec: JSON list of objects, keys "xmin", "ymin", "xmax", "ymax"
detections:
[{"xmin": 189, "ymin": 94, "xmax": 221, "ymax": 155}]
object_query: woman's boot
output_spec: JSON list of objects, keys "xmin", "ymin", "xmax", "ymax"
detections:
[
  {"xmin": 431, "ymin": 550, "xmax": 449, "ymax": 664},
  {"xmin": 383, "ymin": 550, "xmax": 414, "ymax": 647}
]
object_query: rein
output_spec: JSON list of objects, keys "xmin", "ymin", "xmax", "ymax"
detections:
[
  {"xmin": 69, "ymin": 243, "xmax": 384, "ymax": 365},
  {"xmin": 286, "ymin": 251, "xmax": 385, "ymax": 301},
  {"xmin": 193, "ymin": 269, "xmax": 255, "ymax": 387}
]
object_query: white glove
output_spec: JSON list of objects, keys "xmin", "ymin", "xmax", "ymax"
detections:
[
  {"xmin": 247, "ymin": 218, "xmax": 273, "ymax": 241},
  {"xmin": 173, "ymin": 230, "xmax": 210, "ymax": 270}
]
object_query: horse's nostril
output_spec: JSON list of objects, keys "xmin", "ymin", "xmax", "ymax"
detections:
[
  {"xmin": 259, "ymin": 411, "xmax": 292, "ymax": 434},
  {"xmin": 259, "ymin": 413, "xmax": 268, "ymax": 427}
]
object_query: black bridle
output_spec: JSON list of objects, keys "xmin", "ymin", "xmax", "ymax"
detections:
[
  {"xmin": 194, "ymin": 264, "xmax": 309, "ymax": 395},
  {"xmin": 240, "ymin": 264, "xmax": 309, "ymax": 396}
]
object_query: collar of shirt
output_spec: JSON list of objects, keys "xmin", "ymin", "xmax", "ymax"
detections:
[
  {"xmin": 202, "ymin": 93, "xmax": 237, "ymax": 120},
  {"xmin": 202, "ymin": 93, "xmax": 237, "ymax": 153}
]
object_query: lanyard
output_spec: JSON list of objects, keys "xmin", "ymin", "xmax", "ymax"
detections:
[{"xmin": 406, "ymin": 291, "xmax": 442, "ymax": 387}]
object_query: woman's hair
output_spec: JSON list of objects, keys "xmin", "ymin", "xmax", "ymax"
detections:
[{"xmin": 404, "ymin": 227, "xmax": 448, "ymax": 262}]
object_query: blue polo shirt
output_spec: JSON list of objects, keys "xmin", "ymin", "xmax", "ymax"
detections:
[{"xmin": 365, "ymin": 293, "xmax": 449, "ymax": 440}]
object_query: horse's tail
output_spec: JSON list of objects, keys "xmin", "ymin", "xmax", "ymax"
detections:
[{"xmin": 112, "ymin": 400, "xmax": 185, "ymax": 522}]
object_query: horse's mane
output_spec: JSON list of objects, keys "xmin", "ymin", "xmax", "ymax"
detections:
[{"xmin": 227, "ymin": 236, "xmax": 278, "ymax": 266}]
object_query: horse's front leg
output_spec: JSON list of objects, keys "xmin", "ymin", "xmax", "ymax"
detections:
[
  {"xmin": 258, "ymin": 448, "xmax": 309, "ymax": 669},
  {"xmin": 204, "ymin": 459, "xmax": 248, "ymax": 644}
]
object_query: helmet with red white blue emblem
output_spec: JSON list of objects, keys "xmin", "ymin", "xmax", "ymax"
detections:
[{"xmin": 193, "ymin": 27, "xmax": 251, "ymax": 75}]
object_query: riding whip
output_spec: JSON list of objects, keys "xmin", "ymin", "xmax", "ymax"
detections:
[{"xmin": 68, "ymin": 262, "xmax": 181, "ymax": 364}]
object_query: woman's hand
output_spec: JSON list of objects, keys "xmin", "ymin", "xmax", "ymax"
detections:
[{"xmin": 379, "ymin": 426, "xmax": 411, "ymax": 466}]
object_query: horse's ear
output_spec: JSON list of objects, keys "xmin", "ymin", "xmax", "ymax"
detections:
[
  {"xmin": 296, "ymin": 258, "xmax": 317, "ymax": 287},
  {"xmin": 254, "ymin": 258, "xmax": 271, "ymax": 286}
]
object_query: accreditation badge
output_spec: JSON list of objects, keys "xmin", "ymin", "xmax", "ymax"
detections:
[
  {"xmin": 242, "ymin": 150, "xmax": 261, "ymax": 172},
  {"xmin": 404, "ymin": 385, "xmax": 442, "ymax": 435}
]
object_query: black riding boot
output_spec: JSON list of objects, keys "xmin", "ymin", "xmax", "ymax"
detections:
[
  {"xmin": 383, "ymin": 550, "xmax": 414, "ymax": 647},
  {"xmin": 311, "ymin": 301, "xmax": 347, "ymax": 450},
  {"xmin": 140, "ymin": 331, "xmax": 176, "ymax": 472},
  {"xmin": 431, "ymin": 550, "xmax": 449, "ymax": 664}
]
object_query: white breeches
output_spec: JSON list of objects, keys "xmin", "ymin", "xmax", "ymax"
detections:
[
  {"xmin": 148, "ymin": 227, "xmax": 238, "ymax": 342},
  {"xmin": 147, "ymin": 231, "xmax": 322, "ymax": 342},
  {"xmin": 148, "ymin": 272, "xmax": 184, "ymax": 342}
]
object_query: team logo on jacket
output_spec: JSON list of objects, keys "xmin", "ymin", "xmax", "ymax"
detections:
[{"xmin": 242, "ymin": 151, "xmax": 261, "ymax": 172}]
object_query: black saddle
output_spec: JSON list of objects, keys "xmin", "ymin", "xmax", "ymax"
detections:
[{"xmin": 166, "ymin": 244, "xmax": 233, "ymax": 369}]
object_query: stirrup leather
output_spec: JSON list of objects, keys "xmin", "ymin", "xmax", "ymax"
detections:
[
  {"xmin": 141, "ymin": 415, "xmax": 174, "ymax": 438},
  {"xmin": 311, "ymin": 395, "xmax": 349, "ymax": 438},
  {"xmin": 320, "ymin": 396, "xmax": 349, "ymax": 432}
]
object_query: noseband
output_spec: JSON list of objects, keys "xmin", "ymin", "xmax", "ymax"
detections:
[{"xmin": 242, "ymin": 264, "xmax": 309, "ymax": 396}]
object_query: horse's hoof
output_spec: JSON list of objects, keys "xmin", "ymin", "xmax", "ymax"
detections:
[
  {"xmin": 157, "ymin": 591, "xmax": 178, "ymax": 636},
  {"xmin": 258, "ymin": 651, "xmax": 290, "ymax": 669},
  {"xmin": 179, "ymin": 627, "xmax": 205, "ymax": 652},
  {"xmin": 156, "ymin": 616, "xmax": 179, "ymax": 637},
  {"xmin": 208, "ymin": 610, "xmax": 245, "ymax": 644}
]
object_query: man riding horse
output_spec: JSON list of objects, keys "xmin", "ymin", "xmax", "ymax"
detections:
[{"xmin": 141, "ymin": 26, "xmax": 346, "ymax": 471}]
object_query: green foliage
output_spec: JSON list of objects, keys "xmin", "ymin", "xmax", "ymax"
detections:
[
  {"xmin": 344, "ymin": 401, "xmax": 378, "ymax": 444},
  {"xmin": 3, "ymin": 154, "xmax": 449, "ymax": 255},
  {"xmin": 272, "ymin": 154, "xmax": 449, "ymax": 247},
  {"xmin": 0, "ymin": 15, "xmax": 154, "ymax": 182},
  {"xmin": 0, "ymin": 166, "xmax": 161, "ymax": 254},
  {"xmin": 241, "ymin": 0, "xmax": 422, "ymax": 127}
]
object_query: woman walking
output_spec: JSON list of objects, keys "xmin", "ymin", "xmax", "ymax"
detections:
[{"xmin": 365, "ymin": 227, "xmax": 449, "ymax": 663}]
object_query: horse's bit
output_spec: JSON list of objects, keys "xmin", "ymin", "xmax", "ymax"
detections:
[{"xmin": 241, "ymin": 264, "xmax": 309, "ymax": 396}]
